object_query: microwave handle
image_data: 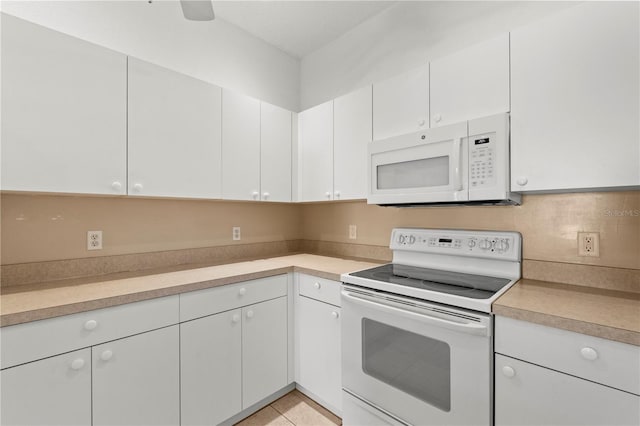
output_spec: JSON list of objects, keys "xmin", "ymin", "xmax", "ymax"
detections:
[{"xmin": 452, "ymin": 137, "xmax": 463, "ymax": 191}]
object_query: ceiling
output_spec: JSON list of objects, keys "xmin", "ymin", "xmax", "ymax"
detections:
[{"xmin": 211, "ymin": 1, "xmax": 396, "ymax": 58}]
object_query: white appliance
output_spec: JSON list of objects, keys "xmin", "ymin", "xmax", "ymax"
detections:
[
  {"xmin": 368, "ymin": 113, "xmax": 521, "ymax": 206},
  {"xmin": 340, "ymin": 228, "xmax": 522, "ymax": 426}
]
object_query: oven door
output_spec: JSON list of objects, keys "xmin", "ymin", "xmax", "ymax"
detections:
[
  {"xmin": 368, "ymin": 121, "xmax": 468, "ymax": 205},
  {"xmin": 341, "ymin": 285, "xmax": 492, "ymax": 426}
]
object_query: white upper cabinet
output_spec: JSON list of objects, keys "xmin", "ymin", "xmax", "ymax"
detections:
[
  {"xmin": 510, "ymin": 2, "xmax": 640, "ymax": 192},
  {"xmin": 128, "ymin": 58, "xmax": 222, "ymax": 198},
  {"xmin": 334, "ymin": 86, "xmax": 372, "ymax": 200},
  {"xmin": 261, "ymin": 102, "xmax": 293, "ymax": 202},
  {"xmin": 222, "ymin": 90, "xmax": 261, "ymax": 201},
  {"xmin": 1, "ymin": 14, "xmax": 127, "ymax": 195},
  {"xmin": 430, "ymin": 34, "xmax": 510, "ymax": 127},
  {"xmin": 373, "ymin": 64, "xmax": 429, "ymax": 141},
  {"xmin": 298, "ymin": 100, "xmax": 334, "ymax": 202}
]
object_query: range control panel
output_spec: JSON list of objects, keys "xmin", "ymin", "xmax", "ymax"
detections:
[{"xmin": 390, "ymin": 228, "xmax": 521, "ymax": 260}]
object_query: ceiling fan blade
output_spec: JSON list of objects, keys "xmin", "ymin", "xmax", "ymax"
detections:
[{"xmin": 180, "ymin": 0, "xmax": 215, "ymax": 21}]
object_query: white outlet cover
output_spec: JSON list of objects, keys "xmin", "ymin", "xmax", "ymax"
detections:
[
  {"xmin": 232, "ymin": 227, "xmax": 241, "ymax": 241},
  {"xmin": 578, "ymin": 232, "xmax": 599, "ymax": 257},
  {"xmin": 349, "ymin": 225, "xmax": 357, "ymax": 240},
  {"xmin": 87, "ymin": 230, "xmax": 103, "ymax": 250}
]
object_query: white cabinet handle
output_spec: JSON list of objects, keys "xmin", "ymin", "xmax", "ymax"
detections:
[
  {"xmin": 263, "ymin": 192, "xmax": 270, "ymax": 200},
  {"xmin": 232, "ymin": 314, "xmax": 240, "ymax": 323},
  {"xmin": 100, "ymin": 350, "xmax": 113, "ymax": 361},
  {"xmin": 70, "ymin": 358, "xmax": 85, "ymax": 370},
  {"xmin": 133, "ymin": 183, "xmax": 144, "ymax": 193},
  {"xmin": 502, "ymin": 366, "xmax": 516, "ymax": 378},
  {"xmin": 433, "ymin": 114, "xmax": 442, "ymax": 124},
  {"xmin": 331, "ymin": 311, "xmax": 339, "ymax": 319},
  {"xmin": 325, "ymin": 192, "xmax": 331, "ymax": 199},
  {"xmin": 111, "ymin": 181, "xmax": 122, "ymax": 192},
  {"xmin": 314, "ymin": 282, "xmax": 321, "ymax": 290},
  {"xmin": 334, "ymin": 191, "xmax": 341, "ymax": 199},
  {"xmin": 246, "ymin": 310, "xmax": 254, "ymax": 319},
  {"xmin": 418, "ymin": 118, "xmax": 426, "ymax": 126},
  {"xmin": 516, "ymin": 177, "xmax": 528, "ymax": 186},
  {"xmin": 581, "ymin": 347, "xmax": 599, "ymax": 361},
  {"xmin": 84, "ymin": 320, "xmax": 98, "ymax": 331},
  {"xmin": 252, "ymin": 191, "xmax": 259, "ymax": 200},
  {"xmin": 238, "ymin": 287, "xmax": 246, "ymax": 296}
]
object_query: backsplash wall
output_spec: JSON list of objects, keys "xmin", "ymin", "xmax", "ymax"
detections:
[
  {"xmin": 1, "ymin": 194, "xmax": 303, "ymax": 265},
  {"xmin": 301, "ymin": 191, "xmax": 640, "ymax": 270}
]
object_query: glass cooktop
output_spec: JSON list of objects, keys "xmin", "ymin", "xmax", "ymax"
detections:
[{"xmin": 350, "ymin": 264, "xmax": 511, "ymax": 300}]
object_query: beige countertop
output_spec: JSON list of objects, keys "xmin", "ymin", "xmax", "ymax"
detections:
[
  {"xmin": 494, "ymin": 279, "xmax": 640, "ymax": 346},
  {"xmin": 0, "ymin": 254, "xmax": 380, "ymax": 327}
]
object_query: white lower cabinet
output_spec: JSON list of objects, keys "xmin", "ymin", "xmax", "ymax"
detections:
[
  {"xmin": 495, "ymin": 316, "xmax": 640, "ymax": 426},
  {"xmin": 92, "ymin": 325, "xmax": 180, "ymax": 426},
  {"xmin": 0, "ymin": 348, "xmax": 92, "ymax": 426},
  {"xmin": 295, "ymin": 274, "xmax": 342, "ymax": 414},
  {"xmin": 181, "ymin": 309, "xmax": 242, "ymax": 426}
]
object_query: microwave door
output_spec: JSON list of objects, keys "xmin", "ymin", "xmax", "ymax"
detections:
[{"xmin": 368, "ymin": 122, "xmax": 469, "ymax": 205}]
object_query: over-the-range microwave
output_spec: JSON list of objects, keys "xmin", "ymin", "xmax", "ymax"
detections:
[{"xmin": 368, "ymin": 112, "xmax": 521, "ymax": 206}]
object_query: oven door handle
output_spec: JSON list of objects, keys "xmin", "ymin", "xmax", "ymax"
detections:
[
  {"xmin": 342, "ymin": 290, "xmax": 489, "ymax": 337},
  {"xmin": 452, "ymin": 136, "xmax": 463, "ymax": 192}
]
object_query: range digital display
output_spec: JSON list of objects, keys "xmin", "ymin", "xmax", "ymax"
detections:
[
  {"xmin": 475, "ymin": 138, "xmax": 490, "ymax": 145},
  {"xmin": 438, "ymin": 238, "xmax": 453, "ymax": 243}
]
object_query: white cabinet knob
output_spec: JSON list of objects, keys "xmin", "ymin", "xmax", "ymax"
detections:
[
  {"xmin": 433, "ymin": 114, "xmax": 442, "ymax": 124},
  {"xmin": 111, "ymin": 181, "xmax": 122, "ymax": 192},
  {"xmin": 252, "ymin": 191, "xmax": 259, "ymax": 200},
  {"xmin": 502, "ymin": 366, "xmax": 516, "ymax": 378},
  {"xmin": 325, "ymin": 192, "xmax": 331, "ymax": 199},
  {"xmin": 334, "ymin": 191, "xmax": 341, "ymax": 198},
  {"xmin": 331, "ymin": 311, "xmax": 339, "ymax": 319},
  {"xmin": 263, "ymin": 192, "xmax": 270, "ymax": 200},
  {"xmin": 238, "ymin": 287, "xmax": 246, "ymax": 296},
  {"xmin": 133, "ymin": 183, "xmax": 144, "ymax": 193},
  {"xmin": 418, "ymin": 119, "xmax": 426, "ymax": 126},
  {"xmin": 581, "ymin": 347, "xmax": 599, "ymax": 361},
  {"xmin": 232, "ymin": 314, "xmax": 240, "ymax": 323},
  {"xmin": 314, "ymin": 282, "xmax": 321, "ymax": 290},
  {"xmin": 70, "ymin": 358, "xmax": 85, "ymax": 370},
  {"xmin": 100, "ymin": 350, "xmax": 113, "ymax": 361},
  {"xmin": 246, "ymin": 310, "xmax": 254, "ymax": 319},
  {"xmin": 84, "ymin": 320, "xmax": 98, "ymax": 331},
  {"xmin": 516, "ymin": 177, "xmax": 528, "ymax": 186}
]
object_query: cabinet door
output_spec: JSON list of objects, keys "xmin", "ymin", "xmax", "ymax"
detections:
[
  {"xmin": 92, "ymin": 325, "xmax": 179, "ymax": 426},
  {"xmin": 242, "ymin": 296, "xmax": 288, "ymax": 408},
  {"xmin": 261, "ymin": 102, "xmax": 292, "ymax": 202},
  {"xmin": 222, "ymin": 90, "xmax": 261, "ymax": 200},
  {"xmin": 128, "ymin": 58, "xmax": 222, "ymax": 198},
  {"xmin": 430, "ymin": 33, "xmax": 510, "ymax": 127},
  {"xmin": 495, "ymin": 355, "xmax": 640, "ymax": 426},
  {"xmin": 297, "ymin": 296, "xmax": 342, "ymax": 413},
  {"xmin": 181, "ymin": 310, "xmax": 242, "ymax": 426},
  {"xmin": 373, "ymin": 64, "xmax": 429, "ymax": 141},
  {"xmin": 298, "ymin": 101, "xmax": 334, "ymax": 202},
  {"xmin": 0, "ymin": 348, "xmax": 91, "ymax": 426},
  {"xmin": 334, "ymin": 86, "xmax": 372, "ymax": 201},
  {"xmin": 1, "ymin": 14, "xmax": 127, "ymax": 195},
  {"xmin": 510, "ymin": 2, "xmax": 640, "ymax": 192}
]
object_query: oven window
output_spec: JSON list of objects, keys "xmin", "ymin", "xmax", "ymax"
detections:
[
  {"xmin": 361, "ymin": 318, "xmax": 451, "ymax": 412},
  {"xmin": 377, "ymin": 156, "xmax": 449, "ymax": 190}
]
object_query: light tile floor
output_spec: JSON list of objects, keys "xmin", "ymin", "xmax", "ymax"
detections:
[{"xmin": 235, "ymin": 390, "xmax": 342, "ymax": 426}]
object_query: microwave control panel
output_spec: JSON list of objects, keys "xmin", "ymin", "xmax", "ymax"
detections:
[{"xmin": 469, "ymin": 133, "xmax": 496, "ymax": 188}]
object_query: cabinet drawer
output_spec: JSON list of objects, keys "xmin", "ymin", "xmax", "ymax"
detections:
[
  {"xmin": 0, "ymin": 295, "xmax": 179, "ymax": 369},
  {"xmin": 180, "ymin": 274, "xmax": 288, "ymax": 322},
  {"xmin": 495, "ymin": 316, "xmax": 640, "ymax": 395},
  {"xmin": 298, "ymin": 274, "xmax": 341, "ymax": 307}
]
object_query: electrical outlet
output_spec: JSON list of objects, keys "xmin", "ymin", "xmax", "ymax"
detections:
[
  {"xmin": 87, "ymin": 231, "xmax": 103, "ymax": 250},
  {"xmin": 578, "ymin": 232, "xmax": 600, "ymax": 257},
  {"xmin": 232, "ymin": 226, "xmax": 241, "ymax": 241},
  {"xmin": 349, "ymin": 225, "xmax": 357, "ymax": 240}
]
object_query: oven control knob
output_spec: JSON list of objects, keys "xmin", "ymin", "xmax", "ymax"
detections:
[
  {"xmin": 408, "ymin": 235, "xmax": 416, "ymax": 245},
  {"xmin": 468, "ymin": 240, "xmax": 476, "ymax": 248},
  {"xmin": 496, "ymin": 239, "xmax": 510, "ymax": 252},
  {"xmin": 478, "ymin": 239, "xmax": 490, "ymax": 250},
  {"xmin": 398, "ymin": 235, "xmax": 406, "ymax": 244}
]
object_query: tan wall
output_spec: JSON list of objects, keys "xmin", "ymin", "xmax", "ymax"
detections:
[
  {"xmin": 3, "ymin": 191, "xmax": 639, "ymax": 270},
  {"xmin": 301, "ymin": 191, "xmax": 640, "ymax": 270},
  {"xmin": 1, "ymin": 194, "xmax": 303, "ymax": 265}
]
